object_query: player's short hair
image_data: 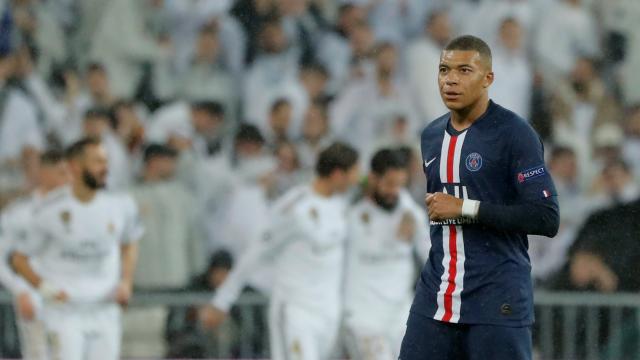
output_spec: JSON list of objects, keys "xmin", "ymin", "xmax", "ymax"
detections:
[
  {"xmin": 444, "ymin": 35, "xmax": 492, "ymax": 67},
  {"xmin": 370, "ymin": 148, "xmax": 407, "ymax": 176},
  {"xmin": 65, "ymin": 137, "xmax": 102, "ymax": 160},
  {"xmin": 315, "ymin": 142, "xmax": 358, "ymax": 177},
  {"xmin": 235, "ymin": 124, "xmax": 265, "ymax": 145},
  {"xmin": 191, "ymin": 100, "xmax": 225, "ymax": 119},
  {"xmin": 40, "ymin": 148, "xmax": 66, "ymax": 165}
]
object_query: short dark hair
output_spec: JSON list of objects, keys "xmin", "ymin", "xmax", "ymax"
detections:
[
  {"xmin": 191, "ymin": 101, "xmax": 225, "ymax": 119},
  {"xmin": 235, "ymin": 124, "xmax": 265, "ymax": 145},
  {"xmin": 444, "ymin": 35, "xmax": 492, "ymax": 66},
  {"xmin": 550, "ymin": 146, "xmax": 575, "ymax": 160},
  {"xmin": 86, "ymin": 62, "xmax": 106, "ymax": 74},
  {"xmin": 208, "ymin": 250, "xmax": 233, "ymax": 270},
  {"xmin": 40, "ymin": 149, "xmax": 66, "ymax": 165},
  {"xmin": 270, "ymin": 98, "xmax": 291, "ymax": 113},
  {"xmin": 143, "ymin": 143, "xmax": 178, "ymax": 163},
  {"xmin": 65, "ymin": 137, "xmax": 102, "ymax": 160},
  {"xmin": 370, "ymin": 148, "xmax": 407, "ymax": 176},
  {"xmin": 84, "ymin": 107, "xmax": 113, "ymax": 122},
  {"xmin": 315, "ymin": 142, "xmax": 358, "ymax": 177},
  {"xmin": 300, "ymin": 62, "xmax": 329, "ymax": 78}
]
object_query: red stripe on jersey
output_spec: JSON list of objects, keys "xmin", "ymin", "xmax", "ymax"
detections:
[
  {"xmin": 447, "ymin": 136, "xmax": 458, "ymax": 183},
  {"xmin": 442, "ymin": 224, "xmax": 458, "ymax": 322}
]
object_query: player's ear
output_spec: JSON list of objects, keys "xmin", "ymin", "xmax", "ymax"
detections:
[{"xmin": 483, "ymin": 71, "xmax": 494, "ymax": 88}]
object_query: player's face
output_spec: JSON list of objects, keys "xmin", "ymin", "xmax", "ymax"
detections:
[
  {"xmin": 371, "ymin": 168, "xmax": 408, "ymax": 211},
  {"xmin": 333, "ymin": 164, "xmax": 361, "ymax": 193},
  {"xmin": 438, "ymin": 50, "xmax": 493, "ymax": 111},
  {"xmin": 78, "ymin": 144, "xmax": 109, "ymax": 189}
]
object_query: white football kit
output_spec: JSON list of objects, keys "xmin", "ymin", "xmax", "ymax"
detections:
[
  {"xmin": 15, "ymin": 187, "xmax": 144, "ymax": 360},
  {"xmin": 0, "ymin": 194, "xmax": 47, "ymax": 360},
  {"xmin": 212, "ymin": 184, "xmax": 348, "ymax": 360},
  {"xmin": 344, "ymin": 190, "xmax": 430, "ymax": 360}
]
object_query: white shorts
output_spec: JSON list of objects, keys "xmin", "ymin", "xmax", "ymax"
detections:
[
  {"xmin": 42, "ymin": 303, "xmax": 122, "ymax": 360},
  {"xmin": 14, "ymin": 291, "xmax": 47, "ymax": 360},
  {"xmin": 268, "ymin": 299, "xmax": 340, "ymax": 360}
]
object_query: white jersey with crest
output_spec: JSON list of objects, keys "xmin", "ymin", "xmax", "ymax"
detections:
[
  {"xmin": 15, "ymin": 186, "xmax": 144, "ymax": 304},
  {"xmin": 212, "ymin": 184, "xmax": 349, "ymax": 313},
  {"xmin": 344, "ymin": 190, "xmax": 430, "ymax": 332}
]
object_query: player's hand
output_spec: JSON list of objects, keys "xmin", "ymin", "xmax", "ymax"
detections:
[
  {"xmin": 425, "ymin": 192, "xmax": 463, "ymax": 221},
  {"xmin": 199, "ymin": 305, "xmax": 227, "ymax": 329},
  {"xmin": 38, "ymin": 282, "xmax": 68, "ymax": 303},
  {"xmin": 114, "ymin": 281, "xmax": 133, "ymax": 308},
  {"xmin": 16, "ymin": 292, "xmax": 36, "ymax": 321}
]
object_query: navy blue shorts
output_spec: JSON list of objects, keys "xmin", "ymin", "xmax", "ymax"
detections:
[{"xmin": 399, "ymin": 312, "xmax": 532, "ymax": 360}]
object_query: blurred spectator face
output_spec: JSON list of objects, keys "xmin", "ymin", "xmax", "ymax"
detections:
[
  {"xmin": 208, "ymin": 266, "xmax": 230, "ymax": 289},
  {"xmin": 87, "ymin": 65, "xmax": 110, "ymax": 98},
  {"xmin": 427, "ymin": 11, "xmax": 452, "ymax": 46},
  {"xmin": 269, "ymin": 100, "xmax": 292, "ymax": 139},
  {"xmin": 0, "ymin": 54, "xmax": 16, "ymax": 80},
  {"xmin": 601, "ymin": 161, "xmax": 633, "ymax": 194},
  {"xmin": 369, "ymin": 168, "xmax": 408, "ymax": 211},
  {"xmin": 277, "ymin": 0, "xmax": 307, "ymax": 17},
  {"xmin": 146, "ymin": 155, "xmax": 177, "ymax": 181},
  {"xmin": 550, "ymin": 149, "xmax": 578, "ymax": 183},
  {"xmin": 236, "ymin": 139, "xmax": 264, "ymax": 159},
  {"xmin": 375, "ymin": 44, "xmax": 398, "ymax": 78},
  {"xmin": 302, "ymin": 103, "xmax": 328, "ymax": 142},
  {"xmin": 195, "ymin": 26, "xmax": 220, "ymax": 63},
  {"xmin": 191, "ymin": 109, "xmax": 223, "ymax": 136},
  {"xmin": 499, "ymin": 18, "xmax": 523, "ymax": 52},
  {"xmin": 338, "ymin": 4, "xmax": 366, "ymax": 36},
  {"xmin": 350, "ymin": 23, "xmax": 374, "ymax": 57},
  {"xmin": 83, "ymin": 114, "xmax": 111, "ymax": 138},
  {"xmin": 70, "ymin": 144, "xmax": 109, "ymax": 190},
  {"xmin": 626, "ymin": 108, "xmax": 640, "ymax": 137},
  {"xmin": 276, "ymin": 142, "xmax": 299, "ymax": 172},
  {"xmin": 113, "ymin": 102, "xmax": 144, "ymax": 146},
  {"xmin": 39, "ymin": 160, "xmax": 70, "ymax": 191},
  {"xmin": 300, "ymin": 67, "xmax": 328, "ymax": 100},
  {"xmin": 260, "ymin": 21, "xmax": 288, "ymax": 54},
  {"xmin": 570, "ymin": 57, "xmax": 596, "ymax": 96}
]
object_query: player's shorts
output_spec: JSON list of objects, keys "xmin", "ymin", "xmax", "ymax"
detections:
[
  {"xmin": 268, "ymin": 298, "xmax": 340, "ymax": 360},
  {"xmin": 42, "ymin": 303, "xmax": 122, "ymax": 360},
  {"xmin": 399, "ymin": 311, "xmax": 532, "ymax": 360}
]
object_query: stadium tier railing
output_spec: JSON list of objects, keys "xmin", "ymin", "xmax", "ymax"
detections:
[{"xmin": 0, "ymin": 290, "xmax": 639, "ymax": 359}]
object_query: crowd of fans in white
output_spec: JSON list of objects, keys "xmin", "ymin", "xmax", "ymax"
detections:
[{"xmin": 0, "ymin": 0, "xmax": 639, "ymax": 356}]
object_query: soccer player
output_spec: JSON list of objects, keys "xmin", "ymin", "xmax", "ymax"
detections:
[
  {"xmin": 399, "ymin": 35, "xmax": 559, "ymax": 360},
  {"xmin": 10, "ymin": 137, "xmax": 144, "ymax": 360},
  {"xmin": 344, "ymin": 148, "xmax": 430, "ymax": 360},
  {"xmin": 0, "ymin": 149, "xmax": 69, "ymax": 359},
  {"xmin": 200, "ymin": 142, "xmax": 360, "ymax": 360}
]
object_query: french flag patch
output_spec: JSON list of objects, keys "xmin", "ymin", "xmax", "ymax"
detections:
[{"xmin": 542, "ymin": 190, "xmax": 551, "ymax": 198}]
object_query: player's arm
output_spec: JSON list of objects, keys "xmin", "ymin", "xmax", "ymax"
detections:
[
  {"xmin": 201, "ymin": 210, "xmax": 304, "ymax": 328},
  {"xmin": 115, "ymin": 196, "xmax": 145, "ymax": 307},
  {"xmin": 11, "ymin": 251, "xmax": 67, "ymax": 302},
  {"xmin": 427, "ymin": 123, "xmax": 560, "ymax": 237}
]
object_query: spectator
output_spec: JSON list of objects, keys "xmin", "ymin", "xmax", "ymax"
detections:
[
  {"xmin": 132, "ymin": 144, "xmax": 205, "ymax": 291},
  {"xmin": 0, "ymin": 51, "xmax": 43, "ymax": 203},
  {"xmin": 271, "ymin": 141, "xmax": 305, "ymax": 197},
  {"xmin": 534, "ymin": 0, "xmax": 599, "ymax": 79},
  {"xmin": 622, "ymin": 106, "xmax": 640, "ymax": 179},
  {"xmin": 406, "ymin": 9, "xmax": 451, "ymax": 122},
  {"xmin": 588, "ymin": 158, "xmax": 639, "ymax": 210},
  {"xmin": 296, "ymin": 101, "xmax": 334, "ymax": 172},
  {"xmin": 82, "ymin": 107, "xmax": 132, "ymax": 190},
  {"xmin": 266, "ymin": 98, "xmax": 293, "ymax": 146},
  {"xmin": 147, "ymin": 100, "xmax": 226, "ymax": 158},
  {"xmin": 490, "ymin": 17, "xmax": 532, "ymax": 120}
]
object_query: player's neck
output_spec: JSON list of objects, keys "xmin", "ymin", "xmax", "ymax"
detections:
[
  {"xmin": 312, "ymin": 178, "xmax": 334, "ymax": 197},
  {"xmin": 71, "ymin": 182, "xmax": 97, "ymax": 203},
  {"xmin": 450, "ymin": 96, "xmax": 490, "ymax": 131}
]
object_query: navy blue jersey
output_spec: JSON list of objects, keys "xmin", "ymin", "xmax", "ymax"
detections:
[{"xmin": 413, "ymin": 100, "xmax": 558, "ymax": 327}]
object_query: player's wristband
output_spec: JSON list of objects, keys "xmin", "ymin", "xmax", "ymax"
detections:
[
  {"xmin": 461, "ymin": 200, "xmax": 480, "ymax": 219},
  {"xmin": 37, "ymin": 282, "xmax": 60, "ymax": 302}
]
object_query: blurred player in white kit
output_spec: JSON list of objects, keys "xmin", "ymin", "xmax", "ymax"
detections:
[
  {"xmin": 10, "ymin": 137, "xmax": 144, "ymax": 360},
  {"xmin": 344, "ymin": 148, "xmax": 430, "ymax": 360},
  {"xmin": 0, "ymin": 149, "xmax": 69, "ymax": 359},
  {"xmin": 200, "ymin": 142, "xmax": 360, "ymax": 360}
]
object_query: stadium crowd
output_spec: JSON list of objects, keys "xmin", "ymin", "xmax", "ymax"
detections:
[{"xmin": 0, "ymin": 0, "xmax": 639, "ymax": 358}]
